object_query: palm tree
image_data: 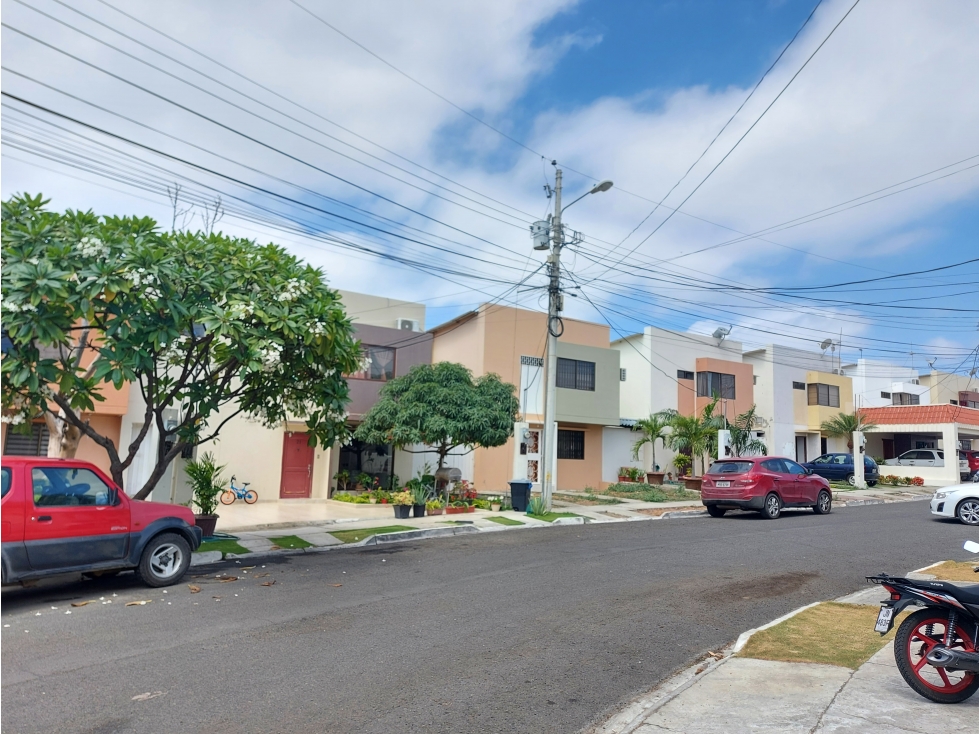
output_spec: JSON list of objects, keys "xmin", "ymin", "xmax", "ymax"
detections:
[
  {"xmin": 729, "ymin": 406, "xmax": 768, "ymax": 457},
  {"xmin": 662, "ymin": 398, "xmax": 726, "ymax": 476},
  {"xmin": 631, "ymin": 414, "xmax": 670, "ymax": 471},
  {"xmin": 820, "ymin": 411, "xmax": 879, "ymax": 450}
]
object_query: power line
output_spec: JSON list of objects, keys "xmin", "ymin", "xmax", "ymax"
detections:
[{"xmin": 586, "ymin": 0, "xmax": 863, "ymax": 283}]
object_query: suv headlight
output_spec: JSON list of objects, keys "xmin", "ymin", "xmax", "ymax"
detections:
[{"xmin": 934, "ymin": 492, "xmax": 947, "ymax": 499}]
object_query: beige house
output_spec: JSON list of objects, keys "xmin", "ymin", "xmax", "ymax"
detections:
[
  {"xmin": 129, "ymin": 290, "xmax": 431, "ymax": 504},
  {"xmin": 919, "ymin": 370, "xmax": 979, "ymax": 409},
  {"xmin": 430, "ymin": 304, "xmax": 621, "ymax": 493}
]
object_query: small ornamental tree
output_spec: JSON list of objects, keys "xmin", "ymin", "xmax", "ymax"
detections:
[
  {"xmin": 1, "ymin": 194, "xmax": 362, "ymax": 499},
  {"xmin": 728, "ymin": 405, "xmax": 768, "ymax": 457},
  {"xmin": 354, "ymin": 362, "xmax": 519, "ymax": 499}
]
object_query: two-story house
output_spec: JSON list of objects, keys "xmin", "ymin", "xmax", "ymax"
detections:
[
  {"xmin": 430, "ymin": 304, "xmax": 620, "ymax": 492},
  {"xmin": 613, "ymin": 326, "xmax": 754, "ymax": 475}
]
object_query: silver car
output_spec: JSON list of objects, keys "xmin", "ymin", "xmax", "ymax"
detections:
[{"xmin": 884, "ymin": 449, "xmax": 970, "ymax": 477}]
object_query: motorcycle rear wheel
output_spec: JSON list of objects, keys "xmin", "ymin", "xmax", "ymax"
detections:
[{"xmin": 894, "ymin": 608, "xmax": 979, "ymax": 703}]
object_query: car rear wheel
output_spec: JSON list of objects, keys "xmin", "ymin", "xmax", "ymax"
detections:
[
  {"xmin": 813, "ymin": 490, "xmax": 832, "ymax": 515},
  {"xmin": 956, "ymin": 499, "xmax": 979, "ymax": 526},
  {"xmin": 706, "ymin": 505, "xmax": 727, "ymax": 518},
  {"xmin": 846, "ymin": 474, "xmax": 856, "ymax": 486},
  {"xmin": 867, "ymin": 480, "xmax": 878, "ymax": 487},
  {"xmin": 136, "ymin": 533, "xmax": 191, "ymax": 588},
  {"xmin": 762, "ymin": 493, "xmax": 781, "ymax": 520}
]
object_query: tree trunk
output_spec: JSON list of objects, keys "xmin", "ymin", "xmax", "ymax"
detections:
[{"xmin": 44, "ymin": 411, "xmax": 84, "ymax": 458}]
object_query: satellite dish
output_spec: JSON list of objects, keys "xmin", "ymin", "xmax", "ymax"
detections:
[
  {"xmin": 927, "ymin": 357, "xmax": 937, "ymax": 369},
  {"xmin": 712, "ymin": 325, "xmax": 732, "ymax": 341},
  {"xmin": 820, "ymin": 339, "xmax": 833, "ymax": 351}
]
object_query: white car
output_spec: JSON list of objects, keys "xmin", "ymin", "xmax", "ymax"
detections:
[
  {"xmin": 930, "ymin": 484, "xmax": 979, "ymax": 526},
  {"xmin": 886, "ymin": 449, "xmax": 970, "ymax": 478}
]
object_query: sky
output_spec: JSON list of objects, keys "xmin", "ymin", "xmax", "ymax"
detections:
[{"xmin": 2, "ymin": 0, "xmax": 978, "ymax": 376}]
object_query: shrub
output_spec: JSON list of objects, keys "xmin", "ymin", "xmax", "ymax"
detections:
[
  {"xmin": 911, "ymin": 476, "xmax": 924, "ymax": 486},
  {"xmin": 332, "ymin": 492, "xmax": 357, "ymax": 503},
  {"xmin": 527, "ymin": 496, "xmax": 547, "ymax": 515},
  {"xmin": 185, "ymin": 452, "xmax": 225, "ymax": 516}
]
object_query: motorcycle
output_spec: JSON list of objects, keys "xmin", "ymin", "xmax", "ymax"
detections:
[{"xmin": 867, "ymin": 540, "xmax": 979, "ymax": 703}]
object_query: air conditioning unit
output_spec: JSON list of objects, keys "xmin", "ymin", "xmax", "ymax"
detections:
[{"xmin": 396, "ymin": 318, "xmax": 420, "ymax": 332}]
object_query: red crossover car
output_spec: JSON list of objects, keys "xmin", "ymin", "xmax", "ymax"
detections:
[
  {"xmin": 1, "ymin": 457, "xmax": 202, "ymax": 587},
  {"xmin": 700, "ymin": 456, "xmax": 832, "ymax": 519}
]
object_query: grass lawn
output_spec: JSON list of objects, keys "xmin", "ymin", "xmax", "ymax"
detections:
[
  {"xmin": 196, "ymin": 539, "xmax": 250, "ymax": 557},
  {"xmin": 329, "ymin": 525, "xmax": 415, "ymax": 544},
  {"xmin": 526, "ymin": 511, "xmax": 581, "ymax": 523},
  {"xmin": 267, "ymin": 535, "xmax": 313, "ymax": 550},
  {"xmin": 602, "ymin": 483, "xmax": 702, "ymax": 503},
  {"xmin": 486, "ymin": 516, "xmax": 524, "ymax": 526},
  {"xmin": 738, "ymin": 602, "xmax": 907, "ymax": 670},
  {"xmin": 927, "ymin": 560, "xmax": 979, "ymax": 582},
  {"xmin": 553, "ymin": 492, "xmax": 621, "ymax": 506}
]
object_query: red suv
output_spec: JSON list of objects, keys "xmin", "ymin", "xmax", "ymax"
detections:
[
  {"xmin": 700, "ymin": 456, "xmax": 832, "ymax": 519},
  {"xmin": 1, "ymin": 457, "xmax": 202, "ymax": 587}
]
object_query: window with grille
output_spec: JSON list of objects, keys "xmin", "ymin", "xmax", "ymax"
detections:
[
  {"xmin": 556, "ymin": 358, "xmax": 595, "ymax": 391},
  {"xmin": 880, "ymin": 391, "xmax": 891, "ymax": 399},
  {"xmin": 3, "ymin": 423, "xmax": 50, "ymax": 456},
  {"xmin": 677, "ymin": 369, "xmax": 694, "ymax": 380},
  {"xmin": 696, "ymin": 371, "xmax": 735, "ymax": 399},
  {"xmin": 557, "ymin": 429, "xmax": 585, "ymax": 460},
  {"xmin": 807, "ymin": 383, "xmax": 840, "ymax": 407},
  {"xmin": 792, "ymin": 381, "xmax": 806, "ymax": 390}
]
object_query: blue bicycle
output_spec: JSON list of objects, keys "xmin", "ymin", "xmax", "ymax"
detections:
[{"xmin": 220, "ymin": 475, "xmax": 258, "ymax": 505}]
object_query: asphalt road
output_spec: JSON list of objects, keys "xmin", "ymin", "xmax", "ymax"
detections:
[{"xmin": 2, "ymin": 501, "xmax": 975, "ymax": 734}]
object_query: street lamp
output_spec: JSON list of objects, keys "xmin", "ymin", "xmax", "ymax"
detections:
[{"xmin": 540, "ymin": 170, "xmax": 612, "ymax": 511}]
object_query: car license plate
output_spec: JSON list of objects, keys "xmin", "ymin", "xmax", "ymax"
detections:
[
  {"xmin": 874, "ymin": 606, "xmax": 894, "ymax": 633},
  {"xmin": 716, "ymin": 481, "xmax": 731, "ymax": 488}
]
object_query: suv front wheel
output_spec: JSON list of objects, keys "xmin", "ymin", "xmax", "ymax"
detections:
[{"xmin": 137, "ymin": 532, "xmax": 191, "ymax": 587}]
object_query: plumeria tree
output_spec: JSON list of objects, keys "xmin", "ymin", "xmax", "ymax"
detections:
[{"xmin": 1, "ymin": 194, "xmax": 363, "ymax": 499}]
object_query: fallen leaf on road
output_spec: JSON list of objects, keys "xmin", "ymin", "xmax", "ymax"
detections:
[
  {"xmin": 212, "ymin": 596, "xmax": 222, "ymax": 600},
  {"xmin": 260, "ymin": 580, "xmax": 276, "ymax": 586},
  {"xmin": 240, "ymin": 566, "xmax": 255, "ymax": 570},
  {"xmin": 269, "ymin": 545, "xmax": 281, "ymax": 550},
  {"xmin": 131, "ymin": 691, "xmax": 166, "ymax": 701},
  {"xmin": 331, "ymin": 584, "xmax": 342, "ymax": 587},
  {"xmin": 125, "ymin": 600, "xmax": 152, "ymax": 607},
  {"xmin": 70, "ymin": 600, "xmax": 96, "ymax": 607},
  {"xmin": 254, "ymin": 572, "xmax": 270, "ymax": 578},
  {"xmin": 218, "ymin": 576, "xmax": 238, "ymax": 583},
  {"xmin": 706, "ymin": 651, "xmax": 723, "ymax": 659},
  {"xmin": 187, "ymin": 585, "xmax": 201, "ymax": 594}
]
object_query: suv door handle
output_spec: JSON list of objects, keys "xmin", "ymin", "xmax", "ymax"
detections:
[{"xmin": 33, "ymin": 516, "xmax": 53, "ymax": 522}]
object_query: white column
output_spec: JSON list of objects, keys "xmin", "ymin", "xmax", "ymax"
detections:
[
  {"xmin": 942, "ymin": 424, "xmax": 961, "ymax": 484},
  {"xmin": 852, "ymin": 431, "xmax": 866, "ymax": 489}
]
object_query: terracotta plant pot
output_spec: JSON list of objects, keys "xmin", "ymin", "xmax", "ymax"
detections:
[
  {"xmin": 445, "ymin": 506, "xmax": 468, "ymax": 515},
  {"xmin": 380, "ymin": 499, "xmax": 388, "ymax": 504},
  {"xmin": 195, "ymin": 514, "xmax": 218, "ymax": 539},
  {"xmin": 683, "ymin": 477, "xmax": 703, "ymax": 491},
  {"xmin": 617, "ymin": 475, "xmax": 630, "ymax": 483},
  {"xmin": 428, "ymin": 508, "xmax": 444, "ymax": 516},
  {"xmin": 393, "ymin": 505, "xmax": 411, "ymax": 519},
  {"xmin": 646, "ymin": 472, "xmax": 666, "ymax": 485}
]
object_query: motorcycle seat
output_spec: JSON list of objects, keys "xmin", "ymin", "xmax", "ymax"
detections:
[{"xmin": 919, "ymin": 580, "xmax": 979, "ymax": 605}]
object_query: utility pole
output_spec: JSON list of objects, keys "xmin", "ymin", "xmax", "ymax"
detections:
[
  {"xmin": 541, "ymin": 167, "xmax": 563, "ymax": 512},
  {"xmin": 537, "ymin": 167, "xmax": 613, "ymax": 511}
]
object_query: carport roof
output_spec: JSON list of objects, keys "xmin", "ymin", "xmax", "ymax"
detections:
[{"xmin": 861, "ymin": 404, "xmax": 979, "ymax": 427}]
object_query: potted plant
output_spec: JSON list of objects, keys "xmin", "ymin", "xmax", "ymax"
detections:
[
  {"xmin": 617, "ymin": 466, "xmax": 634, "ymax": 483},
  {"xmin": 333, "ymin": 469, "xmax": 350, "ymax": 494},
  {"xmin": 490, "ymin": 496, "xmax": 502, "ymax": 512},
  {"xmin": 632, "ymin": 414, "xmax": 670, "ymax": 486},
  {"xmin": 376, "ymin": 489, "xmax": 391, "ymax": 504},
  {"xmin": 673, "ymin": 453, "xmax": 692, "ymax": 477},
  {"xmin": 391, "ymin": 490, "xmax": 413, "ymax": 519},
  {"xmin": 185, "ymin": 452, "xmax": 224, "ymax": 538},
  {"xmin": 426, "ymin": 499, "xmax": 444, "ymax": 516},
  {"xmin": 410, "ymin": 483, "xmax": 429, "ymax": 517}
]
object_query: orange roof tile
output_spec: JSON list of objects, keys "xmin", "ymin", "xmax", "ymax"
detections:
[{"xmin": 861, "ymin": 404, "xmax": 979, "ymax": 427}]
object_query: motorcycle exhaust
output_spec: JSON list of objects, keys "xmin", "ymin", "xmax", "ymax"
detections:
[{"xmin": 925, "ymin": 646, "xmax": 979, "ymax": 673}]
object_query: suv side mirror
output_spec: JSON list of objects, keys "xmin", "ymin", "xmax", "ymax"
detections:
[{"xmin": 805, "ymin": 467, "xmax": 813, "ymax": 475}]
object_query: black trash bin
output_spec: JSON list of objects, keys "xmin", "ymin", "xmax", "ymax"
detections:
[{"xmin": 508, "ymin": 479, "xmax": 532, "ymax": 513}]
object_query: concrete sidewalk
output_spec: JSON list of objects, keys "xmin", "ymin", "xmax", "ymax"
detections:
[{"xmin": 593, "ymin": 580, "xmax": 976, "ymax": 734}]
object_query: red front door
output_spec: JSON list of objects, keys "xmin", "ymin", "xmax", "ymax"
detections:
[{"xmin": 280, "ymin": 432, "xmax": 314, "ymax": 499}]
